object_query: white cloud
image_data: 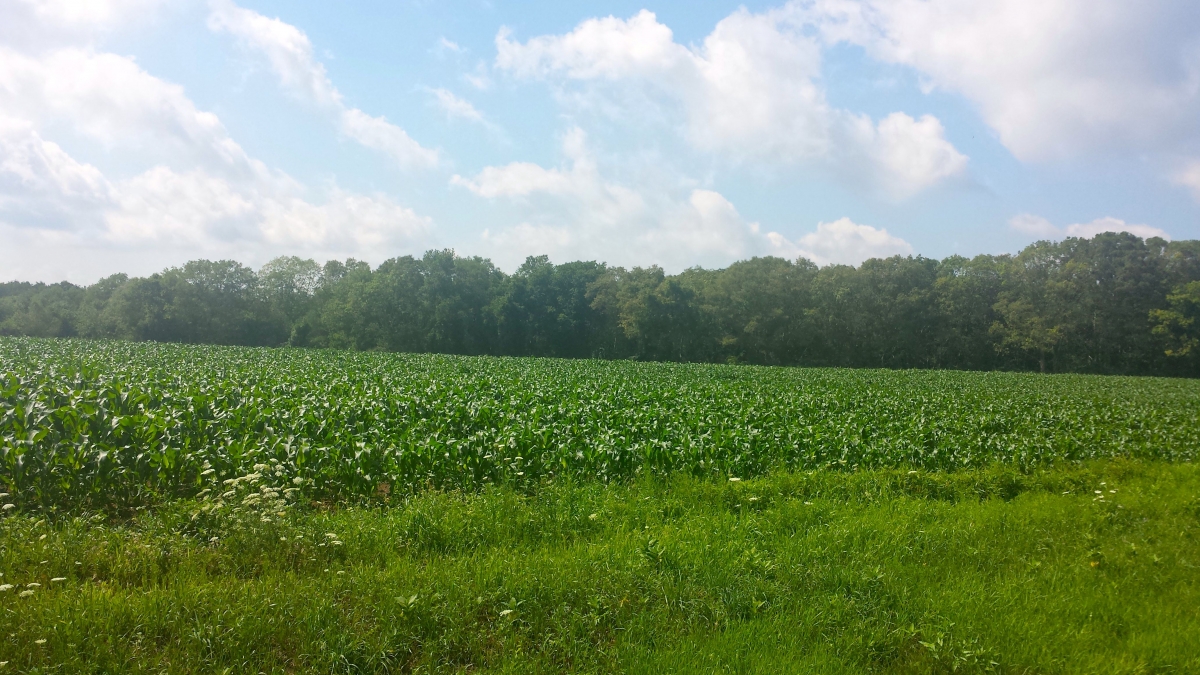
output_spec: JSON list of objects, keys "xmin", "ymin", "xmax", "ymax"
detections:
[
  {"xmin": 0, "ymin": 47, "xmax": 261, "ymax": 174},
  {"xmin": 427, "ymin": 88, "xmax": 497, "ymax": 132},
  {"xmin": 1174, "ymin": 161, "xmax": 1200, "ymax": 201},
  {"xmin": 1008, "ymin": 213, "xmax": 1059, "ymax": 238},
  {"xmin": 107, "ymin": 168, "xmax": 433, "ymax": 253},
  {"xmin": 259, "ymin": 189, "xmax": 432, "ymax": 252},
  {"xmin": 436, "ymin": 37, "xmax": 465, "ymax": 55},
  {"xmin": 458, "ymin": 128, "xmax": 767, "ymax": 269},
  {"xmin": 452, "ymin": 127, "xmax": 587, "ymax": 197},
  {"xmin": 477, "ymin": 187, "xmax": 759, "ymax": 271},
  {"xmin": 494, "ymin": 8, "xmax": 967, "ymax": 196},
  {"xmin": 0, "ymin": 25, "xmax": 437, "ymax": 281},
  {"xmin": 859, "ymin": 113, "xmax": 968, "ymax": 198},
  {"xmin": 0, "ymin": 117, "xmax": 112, "ymax": 229},
  {"xmin": 338, "ymin": 109, "xmax": 439, "ymax": 169},
  {"xmin": 453, "ymin": 162, "xmax": 574, "ymax": 198},
  {"xmin": 104, "ymin": 166, "xmax": 258, "ymax": 245},
  {"xmin": 496, "ymin": 12, "xmax": 684, "ymax": 80},
  {"xmin": 207, "ymin": 0, "xmax": 341, "ymax": 106},
  {"xmin": 0, "ymin": 117, "xmax": 434, "ymax": 259},
  {"xmin": 1, "ymin": 0, "xmax": 165, "ymax": 51},
  {"xmin": 767, "ymin": 217, "xmax": 913, "ymax": 266},
  {"xmin": 463, "ymin": 61, "xmax": 494, "ymax": 90},
  {"xmin": 1064, "ymin": 217, "xmax": 1169, "ymax": 241},
  {"xmin": 207, "ymin": 0, "xmax": 439, "ymax": 168},
  {"xmin": 1008, "ymin": 213, "xmax": 1170, "ymax": 241},
  {"xmin": 799, "ymin": 0, "xmax": 1200, "ymax": 162},
  {"xmin": 457, "ymin": 128, "xmax": 913, "ymax": 270},
  {"xmin": 13, "ymin": 0, "xmax": 164, "ymax": 28}
]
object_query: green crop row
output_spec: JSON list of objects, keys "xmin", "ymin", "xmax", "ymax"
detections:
[{"xmin": 2, "ymin": 337, "xmax": 1198, "ymax": 511}]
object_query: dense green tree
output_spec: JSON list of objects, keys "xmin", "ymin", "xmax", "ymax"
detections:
[
  {"xmin": 588, "ymin": 266, "xmax": 703, "ymax": 361},
  {"xmin": 496, "ymin": 256, "xmax": 608, "ymax": 358},
  {"xmin": 0, "ymin": 282, "xmax": 83, "ymax": 338},
  {"xmin": 1151, "ymin": 281, "xmax": 1200, "ymax": 360},
  {"xmin": 930, "ymin": 255, "xmax": 1005, "ymax": 371},
  {"xmin": 2, "ymin": 235, "xmax": 1198, "ymax": 376},
  {"xmin": 259, "ymin": 256, "xmax": 323, "ymax": 333}
]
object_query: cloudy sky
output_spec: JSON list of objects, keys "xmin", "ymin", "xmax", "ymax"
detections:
[{"xmin": 2, "ymin": 0, "xmax": 1199, "ymax": 283}]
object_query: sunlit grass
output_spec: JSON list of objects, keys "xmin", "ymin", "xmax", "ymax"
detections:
[{"xmin": 1, "ymin": 458, "xmax": 1196, "ymax": 673}]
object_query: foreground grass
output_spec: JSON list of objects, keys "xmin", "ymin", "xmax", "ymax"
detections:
[{"xmin": 1, "ymin": 459, "xmax": 1197, "ymax": 673}]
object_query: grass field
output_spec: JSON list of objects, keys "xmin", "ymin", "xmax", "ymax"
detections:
[
  {"xmin": 2, "ymin": 460, "xmax": 1198, "ymax": 673},
  {"xmin": 1, "ymin": 338, "xmax": 1199, "ymax": 673}
]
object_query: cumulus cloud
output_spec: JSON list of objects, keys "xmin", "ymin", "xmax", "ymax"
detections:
[
  {"xmin": 338, "ymin": 109, "xmax": 439, "ymax": 169},
  {"xmin": 0, "ymin": 119, "xmax": 433, "ymax": 259},
  {"xmin": 453, "ymin": 162, "xmax": 575, "ymax": 198},
  {"xmin": 0, "ymin": 8, "xmax": 437, "ymax": 281},
  {"xmin": 767, "ymin": 217, "xmax": 913, "ymax": 266},
  {"xmin": 11, "ymin": 0, "xmax": 165, "ymax": 29},
  {"xmin": 1, "ymin": 0, "xmax": 166, "ymax": 51},
  {"xmin": 1008, "ymin": 213, "xmax": 1059, "ymax": 238},
  {"xmin": 1065, "ymin": 217, "xmax": 1169, "ymax": 240},
  {"xmin": 1008, "ymin": 213, "xmax": 1170, "ymax": 241},
  {"xmin": 456, "ymin": 128, "xmax": 913, "ymax": 269},
  {"xmin": 0, "ymin": 117, "xmax": 112, "ymax": 229},
  {"xmin": 452, "ymin": 127, "xmax": 590, "ymax": 198},
  {"xmin": 0, "ymin": 47, "xmax": 262, "ymax": 175},
  {"xmin": 477, "ymin": 188, "xmax": 758, "ymax": 272},
  {"xmin": 456, "ymin": 128, "xmax": 767, "ymax": 269},
  {"xmin": 494, "ymin": 8, "xmax": 967, "ymax": 197},
  {"xmin": 799, "ymin": 0, "xmax": 1200, "ymax": 162},
  {"xmin": 847, "ymin": 112, "xmax": 968, "ymax": 198},
  {"xmin": 207, "ymin": 0, "xmax": 438, "ymax": 168}
]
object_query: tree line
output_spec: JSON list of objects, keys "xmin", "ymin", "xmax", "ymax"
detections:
[{"xmin": 3, "ymin": 232, "xmax": 1199, "ymax": 376}]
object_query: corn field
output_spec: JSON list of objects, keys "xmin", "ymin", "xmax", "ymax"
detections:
[{"xmin": 2, "ymin": 337, "xmax": 1197, "ymax": 511}]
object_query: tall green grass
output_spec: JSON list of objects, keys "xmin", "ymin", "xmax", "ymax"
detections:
[{"xmin": 1, "ymin": 459, "xmax": 1197, "ymax": 673}]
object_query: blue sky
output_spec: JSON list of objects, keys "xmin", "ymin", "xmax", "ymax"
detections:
[{"xmin": 2, "ymin": 0, "xmax": 1199, "ymax": 283}]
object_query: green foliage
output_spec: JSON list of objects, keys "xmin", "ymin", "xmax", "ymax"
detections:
[
  {"xmin": 1151, "ymin": 280, "xmax": 1200, "ymax": 357},
  {"xmin": 3, "ymin": 232, "xmax": 1198, "ymax": 375},
  {"xmin": 0, "ymin": 460, "xmax": 1196, "ymax": 673},
  {"xmin": 3, "ymin": 338, "xmax": 1197, "ymax": 512}
]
